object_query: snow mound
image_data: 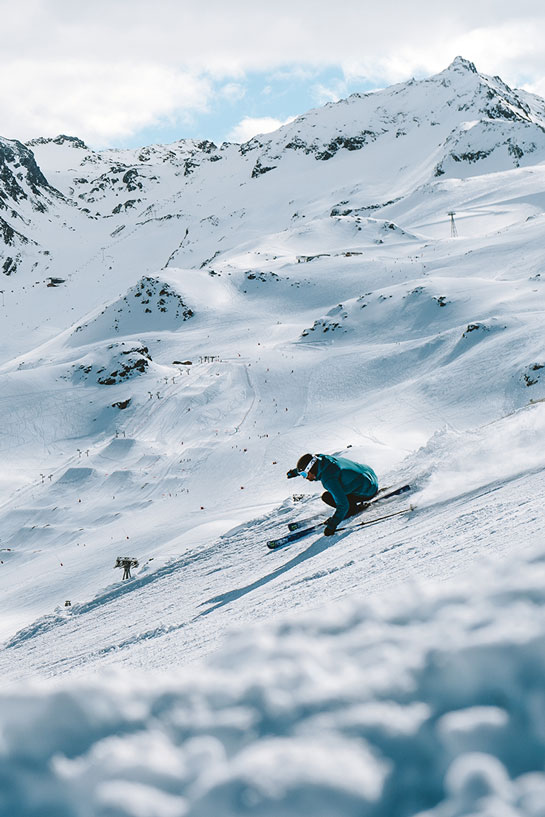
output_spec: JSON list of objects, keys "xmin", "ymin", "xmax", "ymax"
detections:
[
  {"xmin": 71, "ymin": 343, "xmax": 154, "ymax": 386},
  {"xmin": 298, "ymin": 279, "xmax": 483, "ymax": 343},
  {"xmin": 67, "ymin": 276, "xmax": 194, "ymax": 345},
  {"xmin": 56, "ymin": 467, "xmax": 95, "ymax": 484},
  {"xmin": 2, "ymin": 544, "xmax": 545, "ymax": 816}
]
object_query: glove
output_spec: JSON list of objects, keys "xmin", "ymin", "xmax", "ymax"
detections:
[
  {"xmin": 286, "ymin": 468, "xmax": 299, "ymax": 479},
  {"xmin": 324, "ymin": 525, "xmax": 336, "ymax": 536}
]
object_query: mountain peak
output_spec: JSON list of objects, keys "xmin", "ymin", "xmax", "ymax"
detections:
[
  {"xmin": 447, "ymin": 56, "xmax": 478, "ymax": 74},
  {"xmin": 26, "ymin": 134, "xmax": 89, "ymax": 150}
]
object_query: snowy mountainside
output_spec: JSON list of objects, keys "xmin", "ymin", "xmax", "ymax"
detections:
[
  {"xmin": 244, "ymin": 55, "xmax": 545, "ymax": 187},
  {"xmin": 0, "ymin": 135, "xmax": 63, "ymax": 277},
  {"xmin": 1, "ymin": 54, "xmax": 545, "ymax": 816},
  {"xmin": 2, "ymin": 55, "xmax": 545, "ymax": 363},
  {"xmin": 0, "ymin": 56, "xmax": 545, "ymax": 643},
  {"xmin": 2, "ymin": 410, "xmax": 545, "ymax": 816},
  {"xmin": 3, "ymin": 537, "xmax": 545, "ymax": 817}
]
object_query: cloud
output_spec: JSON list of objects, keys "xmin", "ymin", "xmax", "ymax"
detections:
[
  {"xmin": 0, "ymin": 60, "xmax": 212, "ymax": 143},
  {"xmin": 269, "ymin": 67, "xmax": 319, "ymax": 83},
  {"xmin": 2, "ymin": 1, "xmax": 545, "ymax": 145},
  {"xmin": 312, "ymin": 80, "xmax": 349, "ymax": 106},
  {"xmin": 226, "ymin": 116, "xmax": 296, "ymax": 144},
  {"xmin": 220, "ymin": 83, "xmax": 247, "ymax": 102},
  {"xmin": 524, "ymin": 78, "xmax": 545, "ymax": 98}
]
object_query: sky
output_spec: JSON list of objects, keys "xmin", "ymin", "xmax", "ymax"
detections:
[{"xmin": 3, "ymin": 0, "xmax": 545, "ymax": 149}]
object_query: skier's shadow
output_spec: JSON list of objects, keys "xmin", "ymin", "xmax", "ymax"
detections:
[{"xmin": 197, "ymin": 531, "xmax": 349, "ymax": 617}]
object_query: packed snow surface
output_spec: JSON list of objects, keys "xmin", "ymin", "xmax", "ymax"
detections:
[
  {"xmin": 2, "ymin": 484, "xmax": 545, "ymax": 816},
  {"xmin": 1, "ymin": 57, "xmax": 545, "ymax": 816}
]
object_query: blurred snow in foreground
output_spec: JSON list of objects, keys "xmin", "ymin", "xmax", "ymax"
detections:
[{"xmin": 2, "ymin": 536, "xmax": 545, "ymax": 817}]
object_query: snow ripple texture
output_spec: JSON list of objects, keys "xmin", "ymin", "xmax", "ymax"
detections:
[{"xmin": 2, "ymin": 547, "xmax": 545, "ymax": 817}]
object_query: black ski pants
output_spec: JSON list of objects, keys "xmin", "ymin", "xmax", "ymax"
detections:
[{"xmin": 321, "ymin": 491, "xmax": 366, "ymax": 518}]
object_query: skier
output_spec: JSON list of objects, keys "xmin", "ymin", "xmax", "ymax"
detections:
[{"xmin": 287, "ymin": 453, "xmax": 379, "ymax": 535}]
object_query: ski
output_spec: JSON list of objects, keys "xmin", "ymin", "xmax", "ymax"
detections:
[
  {"xmin": 337, "ymin": 505, "xmax": 414, "ymax": 532},
  {"xmin": 287, "ymin": 483, "xmax": 411, "ymax": 531},
  {"xmin": 267, "ymin": 503, "xmax": 414, "ymax": 549},
  {"xmin": 267, "ymin": 525, "xmax": 322, "ymax": 550}
]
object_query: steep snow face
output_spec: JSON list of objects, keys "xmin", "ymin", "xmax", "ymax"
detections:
[{"xmin": 237, "ymin": 55, "xmax": 545, "ymax": 193}]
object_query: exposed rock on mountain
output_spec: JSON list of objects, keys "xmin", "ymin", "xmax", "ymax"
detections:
[
  {"xmin": 0, "ymin": 137, "xmax": 53, "ymax": 208},
  {"xmin": 72, "ymin": 343, "xmax": 153, "ymax": 385},
  {"xmin": 68, "ymin": 276, "xmax": 194, "ymax": 346},
  {"xmin": 27, "ymin": 134, "xmax": 90, "ymax": 150}
]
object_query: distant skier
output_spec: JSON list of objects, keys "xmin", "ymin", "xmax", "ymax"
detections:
[{"xmin": 287, "ymin": 453, "xmax": 378, "ymax": 535}]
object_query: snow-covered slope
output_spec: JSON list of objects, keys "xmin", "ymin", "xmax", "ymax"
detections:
[
  {"xmin": 3, "ymin": 56, "xmax": 545, "ymax": 363},
  {"xmin": 3, "ymin": 509, "xmax": 545, "ymax": 817},
  {"xmin": 1, "ymin": 56, "xmax": 545, "ymax": 816}
]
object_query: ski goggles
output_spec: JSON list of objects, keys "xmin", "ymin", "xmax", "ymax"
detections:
[{"xmin": 299, "ymin": 455, "xmax": 319, "ymax": 478}]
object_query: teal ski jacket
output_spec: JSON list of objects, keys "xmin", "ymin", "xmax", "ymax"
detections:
[{"xmin": 314, "ymin": 454, "xmax": 378, "ymax": 530}]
